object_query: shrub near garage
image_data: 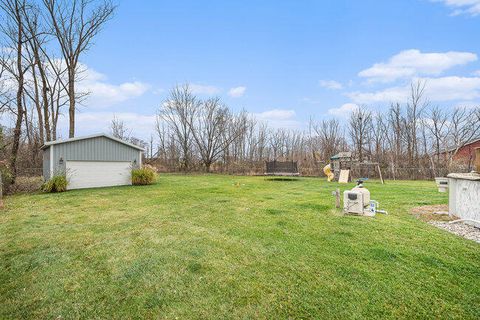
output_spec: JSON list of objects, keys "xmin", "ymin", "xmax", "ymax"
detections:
[
  {"xmin": 42, "ymin": 175, "xmax": 68, "ymax": 193},
  {"xmin": 132, "ymin": 165, "xmax": 157, "ymax": 185}
]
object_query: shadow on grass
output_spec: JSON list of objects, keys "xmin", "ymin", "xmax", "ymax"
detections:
[{"xmin": 265, "ymin": 178, "xmax": 300, "ymax": 182}]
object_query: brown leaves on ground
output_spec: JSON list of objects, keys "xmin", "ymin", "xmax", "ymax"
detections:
[{"xmin": 410, "ymin": 204, "xmax": 455, "ymax": 222}]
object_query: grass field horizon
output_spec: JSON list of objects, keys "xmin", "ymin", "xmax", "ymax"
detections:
[{"xmin": 1, "ymin": 174, "xmax": 479, "ymax": 319}]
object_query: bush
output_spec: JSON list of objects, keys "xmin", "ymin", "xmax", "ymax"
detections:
[
  {"xmin": 0, "ymin": 161, "xmax": 13, "ymax": 186},
  {"xmin": 42, "ymin": 175, "xmax": 68, "ymax": 193},
  {"xmin": 132, "ymin": 165, "xmax": 157, "ymax": 185}
]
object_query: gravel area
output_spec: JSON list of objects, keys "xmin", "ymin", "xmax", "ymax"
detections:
[{"xmin": 428, "ymin": 221, "xmax": 480, "ymax": 243}]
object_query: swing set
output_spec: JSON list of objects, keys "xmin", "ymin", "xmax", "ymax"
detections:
[
  {"xmin": 329, "ymin": 152, "xmax": 385, "ymax": 184},
  {"xmin": 355, "ymin": 162, "xmax": 384, "ymax": 184}
]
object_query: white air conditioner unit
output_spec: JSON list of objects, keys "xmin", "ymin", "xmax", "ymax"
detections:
[{"xmin": 343, "ymin": 191, "xmax": 364, "ymax": 214}]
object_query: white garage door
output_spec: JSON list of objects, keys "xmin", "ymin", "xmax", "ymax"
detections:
[{"xmin": 66, "ymin": 161, "xmax": 132, "ymax": 190}]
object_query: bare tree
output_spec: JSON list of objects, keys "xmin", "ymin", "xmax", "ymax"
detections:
[
  {"xmin": 371, "ymin": 112, "xmax": 387, "ymax": 163},
  {"xmin": 255, "ymin": 122, "xmax": 268, "ymax": 161},
  {"xmin": 0, "ymin": 0, "xmax": 29, "ymax": 182},
  {"xmin": 446, "ymin": 106, "xmax": 480, "ymax": 166},
  {"xmin": 187, "ymin": 97, "xmax": 247, "ymax": 172},
  {"xmin": 158, "ymin": 84, "xmax": 199, "ymax": 171},
  {"xmin": 312, "ymin": 118, "xmax": 343, "ymax": 161},
  {"xmin": 269, "ymin": 128, "xmax": 287, "ymax": 160},
  {"xmin": 110, "ymin": 115, "xmax": 130, "ymax": 140},
  {"xmin": 405, "ymin": 80, "xmax": 428, "ymax": 164},
  {"xmin": 243, "ymin": 116, "xmax": 258, "ymax": 163},
  {"xmin": 425, "ymin": 106, "xmax": 449, "ymax": 164},
  {"xmin": 349, "ymin": 107, "xmax": 372, "ymax": 162},
  {"xmin": 21, "ymin": 3, "xmax": 49, "ymax": 143},
  {"xmin": 46, "ymin": 58, "xmax": 68, "ymax": 140},
  {"xmin": 154, "ymin": 116, "xmax": 171, "ymax": 161},
  {"xmin": 43, "ymin": 0, "xmax": 115, "ymax": 138}
]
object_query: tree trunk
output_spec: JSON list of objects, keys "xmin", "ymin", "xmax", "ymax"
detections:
[
  {"xmin": 10, "ymin": 12, "xmax": 24, "ymax": 183},
  {"xmin": 205, "ymin": 161, "xmax": 212, "ymax": 173},
  {"xmin": 31, "ymin": 64, "xmax": 45, "ymax": 144},
  {"xmin": 50, "ymin": 90, "xmax": 59, "ymax": 140},
  {"xmin": 68, "ymin": 68, "xmax": 75, "ymax": 138},
  {"xmin": 36, "ymin": 51, "xmax": 51, "ymax": 142},
  {"xmin": 10, "ymin": 89, "xmax": 24, "ymax": 183}
]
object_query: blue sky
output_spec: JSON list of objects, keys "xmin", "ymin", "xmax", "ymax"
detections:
[{"xmin": 69, "ymin": 0, "xmax": 480, "ymax": 139}]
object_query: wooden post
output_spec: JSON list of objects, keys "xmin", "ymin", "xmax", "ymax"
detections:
[
  {"xmin": 475, "ymin": 147, "xmax": 480, "ymax": 173},
  {"xmin": 335, "ymin": 188, "xmax": 341, "ymax": 208},
  {"xmin": 377, "ymin": 164, "xmax": 384, "ymax": 184}
]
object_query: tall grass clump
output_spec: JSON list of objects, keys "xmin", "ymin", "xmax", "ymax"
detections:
[
  {"xmin": 42, "ymin": 175, "xmax": 68, "ymax": 193},
  {"xmin": 132, "ymin": 165, "xmax": 157, "ymax": 185}
]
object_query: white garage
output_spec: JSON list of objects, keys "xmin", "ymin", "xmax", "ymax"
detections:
[
  {"xmin": 41, "ymin": 133, "xmax": 144, "ymax": 190},
  {"xmin": 66, "ymin": 161, "xmax": 133, "ymax": 190}
]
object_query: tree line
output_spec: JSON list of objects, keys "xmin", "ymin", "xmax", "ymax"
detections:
[
  {"xmin": 0, "ymin": 0, "xmax": 115, "ymax": 181},
  {"xmin": 151, "ymin": 82, "xmax": 480, "ymax": 179}
]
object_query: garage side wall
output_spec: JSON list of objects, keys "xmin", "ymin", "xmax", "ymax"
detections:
[
  {"xmin": 43, "ymin": 146, "xmax": 50, "ymax": 179},
  {"xmin": 51, "ymin": 136, "xmax": 141, "ymax": 176}
]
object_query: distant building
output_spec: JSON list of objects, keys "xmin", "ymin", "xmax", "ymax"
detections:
[{"xmin": 440, "ymin": 137, "xmax": 480, "ymax": 167}]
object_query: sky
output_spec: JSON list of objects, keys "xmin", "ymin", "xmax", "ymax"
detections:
[{"xmin": 51, "ymin": 0, "xmax": 480, "ymax": 140}]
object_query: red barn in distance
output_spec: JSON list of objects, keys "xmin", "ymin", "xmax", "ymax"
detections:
[{"xmin": 440, "ymin": 138, "xmax": 480, "ymax": 169}]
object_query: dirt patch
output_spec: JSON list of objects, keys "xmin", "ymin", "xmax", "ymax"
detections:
[
  {"xmin": 411, "ymin": 205, "xmax": 480, "ymax": 244},
  {"xmin": 410, "ymin": 204, "xmax": 453, "ymax": 222}
]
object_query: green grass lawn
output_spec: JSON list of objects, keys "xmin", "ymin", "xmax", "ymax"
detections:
[{"xmin": 1, "ymin": 175, "xmax": 479, "ymax": 319}]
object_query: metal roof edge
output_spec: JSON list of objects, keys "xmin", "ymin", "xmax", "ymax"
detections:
[{"xmin": 40, "ymin": 133, "xmax": 145, "ymax": 151}]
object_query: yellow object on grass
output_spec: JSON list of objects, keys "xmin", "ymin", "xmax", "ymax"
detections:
[{"xmin": 323, "ymin": 164, "xmax": 335, "ymax": 182}]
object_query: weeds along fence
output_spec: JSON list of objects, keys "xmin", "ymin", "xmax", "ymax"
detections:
[{"xmin": 18, "ymin": 167, "xmax": 43, "ymax": 177}]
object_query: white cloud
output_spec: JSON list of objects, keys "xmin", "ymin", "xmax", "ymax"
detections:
[
  {"xmin": 328, "ymin": 103, "xmax": 359, "ymax": 117},
  {"xmin": 190, "ymin": 83, "xmax": 221, "ymax": 95},
  {"xmin": 424, "ymin": 76, "xmax": 480, "ymax": 100},
  {"xmin": 472, "ymin": 70, "xmax": 480, "ymax": 76},
  {"xmin": 358, "ymin": 49, "xmax": 477, "ymax": 83},
  {"xmin": 58, "ymin": 111, "xmax": 156, "ymax": 140},
  {"xmin": 319, "ymin": 80, "xmax": 343, "ymax": 90},
  {"xmin": 81, "ymin": 81, "xmax": 150, "ymax": 106},
  {"xmin": 228, "ymin": 86, "xmax": 246, "ymax": 98},
  {"xmin": 453, "ymin": 100, "xmax": 480, "ymax": 109},
  {"xmin": 347, "ymin": 86, "xmax": 409, "ymax": 104},
  {"xmin": 0, "ymin": 60, "xmax": 150, "ymax": 108},
  {"xmin": 348, "ymin": 76, "xmax": 480, "ymax": 103},
  {"xmin": 252, "ymin": 109, "xmax": 301, "ymax": 129},
  {"xmin": 76, "ymin": 64, "xmax": 150, "ymax": 107},
  {"xmin": 255, "ymin": 109, "xmax": 296, "ymax": 120},
  {"xmin": 431, "ymin": 0, "xmax": 480, "ymax": 16}
]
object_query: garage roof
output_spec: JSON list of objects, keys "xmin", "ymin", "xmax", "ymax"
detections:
[{"xmin": 41, "ymin": 133, "xmax": 145, "ymax": 151}]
